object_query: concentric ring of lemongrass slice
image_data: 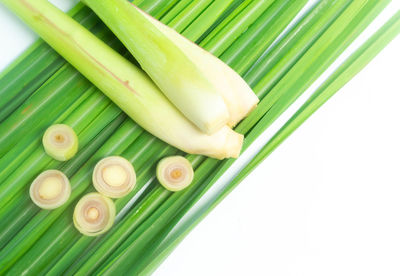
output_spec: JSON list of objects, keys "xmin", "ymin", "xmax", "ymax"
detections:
[
  {"xmin": 42, "ymin": 124, "xmax": 78, "ymax": 161},
  {"xmin": 73, "ymin": 193, "xmax": 116, "ymax": 236},
  {"xmin": 92, "ymin": 156, "xmax": 136, "ymax": 198},
  {"xmin": 156, "ymin": 156, "xmax": 194, "ymax": 192},
  {"xmin": 29, "ymin": 170, "xmax": 71, "ymax": 209}
]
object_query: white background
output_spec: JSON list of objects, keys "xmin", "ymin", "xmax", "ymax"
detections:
[{"xmin": 1, "ymin": 1, "xmax": 400, "ymax": 276}]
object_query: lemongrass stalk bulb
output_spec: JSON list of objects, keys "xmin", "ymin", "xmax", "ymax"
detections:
[
  {"xmin": 93, "ymin": 156, "xmax": 136, "ymax": 198},
  {"xmin": 30, "ymin": 170, "xmax": 71, "ymax": 209},
  {"xmin": 73, "ymin": 193, "xmax": 116, "ymax": 236}
]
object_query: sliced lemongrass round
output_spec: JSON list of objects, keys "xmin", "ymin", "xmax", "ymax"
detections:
[
  {"xmin": 42, "ymin": 124, "xmax": 78, "ymax": 161},
  {"xmin": 156, "ymin": 156, "xmax": 194, "ymax": 192},
  {"xmin": 92, "ymin": 156, "xmax": 136, "ymax": 198},
  {"xmin": 29, "ymin": 170, "xmax": 71, "ymax": 209},
  {"xmin": 73, "ymin": 193, "xmax": 116, "ymax": 236}
]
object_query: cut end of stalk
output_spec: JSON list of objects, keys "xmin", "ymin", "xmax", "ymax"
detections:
[
  {"xmin": 156, "ymin": 156, "xmax": 194, "ymax": 192},
  {"xmin": 29, "ymin": 170, "xmax": 71, "ymax": 209},
  {"xmin": 73, "ymin": 193, "xmax": 116, "ymax": 236},
  {"xmin": 42, "ymin": 124, "xmax": 78, "ymax": 161},
  {"xmin": 224, "ymin": 130, "xmax": 244, "ymax": 159},
  {"xmin": 92, "ymin": 156, "xmax": 136, "ymax": 198}
]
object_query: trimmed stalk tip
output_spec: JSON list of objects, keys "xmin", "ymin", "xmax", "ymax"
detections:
[
  {"xmin": 156, "ymin": 156, "xmax": 194, "ymax": 192},
  {"xmin": 73, "ymin": 193, "xmax": 116, "ymax": 236},
  {"xmin": 42, "ymin": 124, "xmax": 78, "ymax": 161},
  {"xmin": 92, "ymin": 156, "xmax": 136, "ymax": 198},
  {"xmin": 29, "ymin": 170, "xmax": 71, "ymax": 209}
]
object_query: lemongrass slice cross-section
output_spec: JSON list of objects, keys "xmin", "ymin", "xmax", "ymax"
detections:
[
  {"xmin": 42, "ymin": 124, "xmax": 78, "ymax": 161},
  {"xmin": 73, "ymin": 193, "xmax": 116, "ymax": 236},
  {"xmin": 92, "ymin": 156, "xmax": 136, "ymax": 198},
  {"xmin": 156, "ymin": 156, "xmax": 194, "ymax": 192},
  {"xmin": 29, "ymin": 170, "xmax": 71, "ymax": 209}
]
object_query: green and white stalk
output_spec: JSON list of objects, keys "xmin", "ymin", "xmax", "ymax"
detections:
[
  {"xmin": 1, "ymin": 0, "xmax": 243, "ymax": 159},
  {"xmin": 82, "ymin": 0, "xmax": 259, "ymax": 130}
]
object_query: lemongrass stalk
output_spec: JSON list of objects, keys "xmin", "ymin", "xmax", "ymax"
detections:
[
  {"xmin": 2, "ymin": 0, "xmax": 243, "ymax": 159},
  {"xmin": 83, "ymin": 0, "xmax": 233, "ymax": 134},
  {"xmin": 137, "ymin": 13, "xmax": 400, "ymax": 274}
]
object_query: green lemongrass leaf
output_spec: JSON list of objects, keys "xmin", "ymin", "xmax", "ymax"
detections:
[
  {"xmin": 167, "ymin": 0, "xmax": 213, "ymax": 32},
  {"xmin": 243, "ymin": 0, "xmax": 350, "ymax": 87},
  {"xmin": 181, "ymin": 0, "xmax": 235, "ymax": 42},
  {"xmin": 136, "ymin": 13, "xmax": 400, "ymax": 274},
  {"xmin": 222, "ymin": 0, "xmax": 307, "ymax": 74},
  {"xmin": 199, "ymin": 0, "xmax": 253, "ymax": 50},
  {"xmin": 160, "ymin": 0, "xmax": 193, "ymax": 24}
]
